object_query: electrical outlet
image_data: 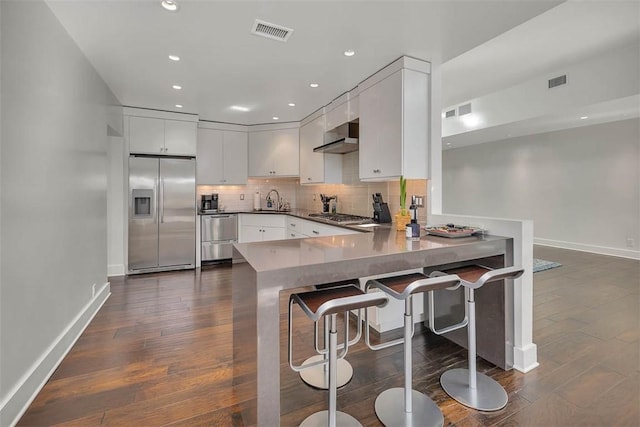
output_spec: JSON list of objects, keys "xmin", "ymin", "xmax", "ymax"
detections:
[
  {"xmin": 92, "ymin": 283, "xmax": 96, "ymax": 298},
  {"xmin": 412, "ymin": 195, "xmax": 425, "ymax": 207},
  {"xmin": 626, "ymin": 238, "xmax": 635, "ymax": 248},
  {"xmin": 240, "ymin": 194, "xmax": 244, "ymax": 200}
]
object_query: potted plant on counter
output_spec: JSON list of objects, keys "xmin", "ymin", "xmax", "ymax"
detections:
[{"xmin": 395, "ymin": 175, "xmax": 411, "ymax": 231}]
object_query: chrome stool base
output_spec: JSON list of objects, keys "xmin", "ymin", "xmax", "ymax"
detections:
[
  {"xmin": 375, "ymin": 388, "xmax": 444, "ymax": 427},
  {"xmin": 300, "ymin": 410, "xmax": 362, "ymax": 427},
  {"xmin": 300, "ymin": 355, "xmax": 353, "ymax": 389},
  {"xmin": 440, "ymin": 368, "xmax": 508, "ymax": 411}
]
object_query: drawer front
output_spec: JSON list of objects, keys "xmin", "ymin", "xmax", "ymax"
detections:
[
  {"xmin": 201, "ymin": 241, "xmax": 234, "ymax": 261},
  {"xmin": 286, "ymin": 216, "xmax": 306, "ymax": 232},
  {"xmin": 202, "ymin": 215, "xmax": 237, "ymax": 241},
  {"xmin": 241, "ymin": 213, "xmax": 286, "ymax": 227}
]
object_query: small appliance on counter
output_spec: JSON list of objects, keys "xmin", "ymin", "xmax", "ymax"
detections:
[
  {"xmin": 372, "ymin": 193, "xmax": 391, "ymax": 223},
  {"xmin": 200, "ymin": 193, "xmax": 219, "ymax": 212}
]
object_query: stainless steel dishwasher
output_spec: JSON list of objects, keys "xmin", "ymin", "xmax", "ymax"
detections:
[{"xmin": 201, "ymin": 214, "xmax": 238, "ymax": 263}]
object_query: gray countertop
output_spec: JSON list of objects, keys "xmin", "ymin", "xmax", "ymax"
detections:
[
  {"xmin": 199, "ymin": 208, "xmax": 378, "ymax": 232},
  {"xmin": 234, "ymin": 225, "xmax": 507, "ymax": 274}
]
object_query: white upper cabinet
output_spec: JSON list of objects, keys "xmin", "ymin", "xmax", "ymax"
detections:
[
  {"xmin": 325, "ymin": 98, "xmax": 349, "ymax": 131},
  {"xmin": 127, "ymin": 111, "xmax": 197, "ymax": 156},
  {"xmin": 358, "ymin": 58, "xmax": 429, "ymax": 181},
  {"xmin": 299, "ymin": 114, "xmax": 342, "ymax": 184},
  {"xmin": 129, "ymin": 116, "xmax": 164, "ymax": 154},
  {"xmin": 164, "ymin": 120, "xmax": 197, "ymax": 156},
  {"xmin": 324, "ymin": 91, "xmax": 359, "ymax": 131},
  {"xmin": 197, "ymin": 128, "xmax": 248, "ymax": 185},
  {"xmin": 248, "ymin": 127, "xmax": 299, "ymax": 177}
]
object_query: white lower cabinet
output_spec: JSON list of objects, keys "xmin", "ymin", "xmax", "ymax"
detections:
[
  {"xmin": 240, "ymin": 214, "xmax": 360, "ymax": 243},
  {"xmin": 239, "ymin": 214, "xmax": 286, "ymax": 243}
]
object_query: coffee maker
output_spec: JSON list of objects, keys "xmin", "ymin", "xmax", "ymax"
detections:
[{"xmin": 200, "ymin": 193, "xmax": 219, "ymax": 211}]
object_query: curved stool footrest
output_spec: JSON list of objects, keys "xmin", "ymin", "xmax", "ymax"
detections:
[
  {"xmin": 440, "ymin": 368, "xmax": 508, "ymax": 411},
  {"xmin": 374, "ymin": 388, "xmax": 444, "ymax": 427},
  {"xmin": 300, "ymin": 410, "xmax": 362, "ymax": 427},
  {"xmin": 299, "ymin": 355, "xmax": 353, "ymax": 389}
]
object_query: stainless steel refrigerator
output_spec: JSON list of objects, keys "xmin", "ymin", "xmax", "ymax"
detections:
[{"xmin": 128, "ymin": 156, "xmax": 196, "ymax": 274}]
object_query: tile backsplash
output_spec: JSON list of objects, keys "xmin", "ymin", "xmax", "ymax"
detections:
[{"xmin": 197, "ymin": 152, "xmax": 428, "ymax": 223}]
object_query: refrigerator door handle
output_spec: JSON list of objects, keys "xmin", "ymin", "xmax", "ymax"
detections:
[{"xmin": 160, "ymin": 176, "xmax": 164, "ymax": 223}]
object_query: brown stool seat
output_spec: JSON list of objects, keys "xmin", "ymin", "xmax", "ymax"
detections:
[
  {"xmin": 291, "ymin": 284, "xmax": 387, "ymax": 322},
  {"xmin": 436, "ymin": 265, "xmax": 524, "ymax": 289},
  {"xmin": 370, "ymin": 272, "xmax": 460, "ymax": 299}
]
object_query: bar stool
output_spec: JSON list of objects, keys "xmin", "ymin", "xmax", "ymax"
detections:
[
  {"xmin": 299, "ymin": 282, "xmax": 364, "ymax": 390},
  {"xmin": 430, "ymin": 265, "xmax": 524, "ymax": 411},
  {"xmin": 364, "ymin": 273, "xmax": 461, "ymax": 427},
  {"xmin": 289, "ymin": 284, "xmax": 389, "ymax": 427}
]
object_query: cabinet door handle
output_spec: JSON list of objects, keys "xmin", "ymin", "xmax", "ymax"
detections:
[
  {"xmin": 290, "ymin": 223, "xmax": 295, "ymax": 227},
  {"xmin": 312, "ymin": 230, "xmax": 319, "ymax": 235},
  {"xmin": 307, "ymin": 177, "xmax": 312, "ymax": 181}
]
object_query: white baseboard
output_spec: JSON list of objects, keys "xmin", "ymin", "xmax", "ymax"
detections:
[
  {"xmin": 513, "ymin": 342, "xmax": 539, "ymax": 373},
  {"xmin": 534, "ymin": 238, "xmax": 640, "ymax": 260},
  {"xmin": 0, "ymin": 283, "xmax": 111, "ymax": 427},
  {"xmin": 107, "ymin": 263, "xmax": 125, "ymax": 276}
]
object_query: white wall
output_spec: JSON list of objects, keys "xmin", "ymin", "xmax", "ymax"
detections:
[
  {"xmin": 443, "ymin": 118, "xmax": 640, "ymax": 259},
  {"xmin": 107, "ymin": 136, "xmax": 125, "ymax": 276},
  {"xmin": 0, "ymin": 1, "xmax": 120, "ymax": 424}
]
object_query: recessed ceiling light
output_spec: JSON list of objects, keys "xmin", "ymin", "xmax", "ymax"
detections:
[
  {"xmin": 161, "ymin": 0, "xmax": 179, "ymax": 12},
  {"xmin": 344, "ymin": 49, "xmax": 355, "ymax": 57},
  {"xmin": 168, "ymin": 55, "xmax": 180, "ymax": 61},
  {"xmin": 172, "ymin": 85, "xmax": 182, "ymax": 90},
  {"xmin": 309, "ymin": 83, "xmax": 319, "ymax": 88},
  {"xmin": 580, "ymin": 116, "xmax": 588, "ymax": 120},
  {"xmin": 230, "ymin": 105, "xmax": 250, "ymax": 112},
  {"xmin": 272, "ymin": 117, "xmax": 279, "ymax": 120},
  {"xmin": 175, "ymin": 104, "xmax": 183, "ymax": 108},
  {"xmin": 288, "ymin": 103, "xmax": 296, "ymax": 107}
]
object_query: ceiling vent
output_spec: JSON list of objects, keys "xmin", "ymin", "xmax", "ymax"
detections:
[
  {"xmin": 445, "ymin": 109, "xmax": 456, "ymax": 118},
  {"xmin": 458, "ymin": 103, "xmax": 472, "ymax": 116},
  {"xmin": 251, "ymin": 19, "xmax": 294, "ymax": 42},
  {"xmin": 548, "ymin": 74, "xmax": 567, "ymax": 89}
]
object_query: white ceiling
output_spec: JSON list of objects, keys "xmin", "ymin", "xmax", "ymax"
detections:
[
  {"xmin": 46, "ymin": 0, "xmax": 639, "ymax": 146},
  {"xmin": 46, "ymin": 0, "xmax": 563, "ymax": 124}
]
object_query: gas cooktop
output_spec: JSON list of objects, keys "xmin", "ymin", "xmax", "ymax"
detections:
[{"xmin": 308, "ymin": 212, "xmax": 375, "ymax": 225}]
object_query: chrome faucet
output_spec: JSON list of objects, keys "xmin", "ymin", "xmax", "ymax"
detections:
[{"xmin": 266, "ymin": 189, "xmax": 280, "ymax": 211}]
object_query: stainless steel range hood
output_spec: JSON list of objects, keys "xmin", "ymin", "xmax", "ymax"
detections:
[{"xmin": 314, "ymin": 122, "xmax": 359, "ymax": 154}]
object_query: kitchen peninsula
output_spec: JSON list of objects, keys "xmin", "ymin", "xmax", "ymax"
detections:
[{"xmin": 231, "ymin": 227, "xmax": 516, "ymax": 426}]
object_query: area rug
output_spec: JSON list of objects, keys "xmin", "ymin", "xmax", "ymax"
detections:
[{"xmin": 533, "ymin": 258, "xmax": 562, "ymax": 273}]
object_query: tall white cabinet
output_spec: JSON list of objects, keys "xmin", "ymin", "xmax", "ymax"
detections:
[
  {"xmin": 358, "ymin": 57, "xmax": 430, "ymax": 181},
  {"xmin": 197, "ymin": 124, "xmax": 248, "ymax": 185}
]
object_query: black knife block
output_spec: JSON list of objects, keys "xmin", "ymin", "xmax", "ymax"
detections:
[{"xmin": 373, "ymin": 202, "xmax": 392, "ymax": 223}]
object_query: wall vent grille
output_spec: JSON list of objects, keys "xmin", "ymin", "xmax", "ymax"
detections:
[
  {"xmin": 548, "ymin": 74, "xmax": 567, "ymax": 88},
  {"xmin": 251, "ymin": 19, "xmax": 294, "ymax": 42},
  {"xmin": 445, "ymin": 109, "xmax": 456, "ymax": 118},
  {"xmin": 458, "ymin": 103, "xmax": 472, "ymax": 116}
]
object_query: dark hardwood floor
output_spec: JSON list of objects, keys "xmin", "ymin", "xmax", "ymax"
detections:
[{"xmin": 18, "ymin": 246, "xmax": 639, "ymax": 426}]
